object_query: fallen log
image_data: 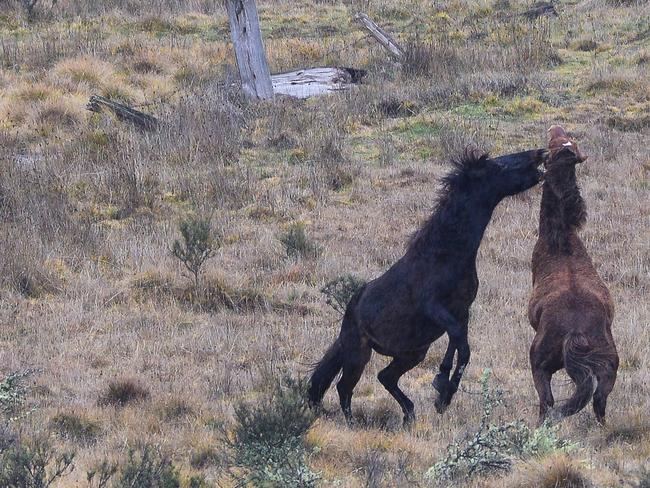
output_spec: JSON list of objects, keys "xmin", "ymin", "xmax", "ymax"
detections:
[
  {"xmin": 86, "ymin": 95, "xmax": 158, "ymax": 131},
  {"xmin": 354, "ymin": 13, "xmax": 405, "ymax": 59},
  {"xmin": 522, "ymin": 2, "xmax": 557, "ymax": 20},
  {"xmin": 271, "ymin": 67, "xmax": 366, "ymax": 99}
]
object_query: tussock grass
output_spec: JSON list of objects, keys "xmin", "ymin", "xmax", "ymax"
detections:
[
  {"xmin": 507, "ymin": 454, "xmax": 592, "ymax": 488},
  {"xmin": 98, "ymin": 378, "xmax": 151, "ymax": 407}
]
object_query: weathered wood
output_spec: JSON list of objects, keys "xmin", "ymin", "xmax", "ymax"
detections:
[
  {"xmin": 354, "ymin": 13, "xmax": 405, "ymax": 59},
  {"xmin": 86, "ymin": 95, "xmax": 158, "ymax": 131},
  {"xmin": 522, "ymin": 2, "xmax": 557, "ymax": 20},
  {"xmin": 226, "ymin": 0, "xmax": 274, "ymax": 101},
  {"xmin": 271, "ymin": 67, "xmax": 366, "ymax": 99}
]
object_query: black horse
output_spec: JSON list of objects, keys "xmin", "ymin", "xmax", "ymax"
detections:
[{"xmin": 309, "ymin": 148, "xmax": 546, "ymax": 426}]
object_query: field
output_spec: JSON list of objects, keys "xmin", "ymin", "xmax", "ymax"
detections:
[{"xmin": 1, "ymin": 0, "xmax": 649, "ymax": 486}]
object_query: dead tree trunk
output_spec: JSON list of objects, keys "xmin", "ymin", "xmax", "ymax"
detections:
[
  {"xmin": 354, "ymin": 13, "xmax": 405, "ymax": 60},
  {"xmin": 226, "ymin": 0, "xmax": 274, "ymax": 100}
]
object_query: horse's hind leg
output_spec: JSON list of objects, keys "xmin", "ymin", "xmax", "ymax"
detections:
[
  {"xmin": 377, "ymin": 350, "xmax": 427, "ymax": 427},
  {"xmin": 593, "ymin": 358, "xmax": 618, "ymax": 425},
  {"xmin": 336, "ymin": 337, "xmax": 372, "ymax": 424},
  {"xmin": 532, "ymin": 367, "xmax": 554, "ymax": 425}
]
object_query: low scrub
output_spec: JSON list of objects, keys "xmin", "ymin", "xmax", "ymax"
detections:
[
  {"xmin": 279, "ymin": 222, "xmax": 322, "ymax": 259},
  {"xmin": 0, "ymin": 370, "xmax": 34, "ymax": 422},
  {"xmin": 0, "ymin": 435, "xmax": 75, "ymax": 488},
  {"xmin": 320, "ymin": 274, "xmax": 366, "ymax": 315},
  {"xmin": 425, "ymin": 369, "xmax": 576, "ymax": 485},
  {"xmin": 117, "ymin": 445, "xmax": 180, "ymax": 488},
  {"xmin": 224, "ymin": 375, "xmax": 319, "ymax": 487}
]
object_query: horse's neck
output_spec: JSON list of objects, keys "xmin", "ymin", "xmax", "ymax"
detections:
[
  {"xmin": 534, "ymin": 181, "xmax": 588, "ymax": 275},
  {"xmin": 427, "ymin": 188, "xmax": 497, "ymax": 259}
]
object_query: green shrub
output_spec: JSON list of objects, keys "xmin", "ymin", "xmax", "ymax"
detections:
[
  {"xmin": 320, "ymin": 274, "xmax": 366, "ymax": 315},
  {"xmin": 0, "ymin": 370, "xmax": 34, "ymax": 422},
  {"xmin": 0, "ymin": 436, "xmax": 75, "ymax": 488},
  {"xmin": 172, "ymin": 217, "xmax": 220, "ymax": 288},
  {"xmin": 225, "ymin": 375, "xmax": 320, "ymax": 487},
  {"xmin": 279, "ymin": 222, "xmax": 321, "ymax": 259},
  {"xmin": 86, "ymin": 460, "xmax": 118, "ymax": 488},
  {"xmin": 425, "ymin": 369, "xmax": 576, "ymax": 485},
  {"xmin": 117, "ymin": 445, "xmax": 180, "ymax": 488}
]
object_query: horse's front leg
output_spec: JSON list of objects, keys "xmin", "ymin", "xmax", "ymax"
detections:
[{"xmin": 425, "ymin": 304, "xmax": 467, "ymax": 413}]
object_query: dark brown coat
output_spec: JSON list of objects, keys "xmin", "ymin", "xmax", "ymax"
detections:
[{"xmin": 528, "ymin": 126, "xmax": 618, "ymax": 424}]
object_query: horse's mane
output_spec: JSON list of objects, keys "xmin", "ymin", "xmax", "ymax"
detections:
[{"xmin": 408, "ymin": 149, "xmax": 490, "ymax": 253}]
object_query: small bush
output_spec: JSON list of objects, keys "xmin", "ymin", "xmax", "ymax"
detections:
[
  {"xmin": 320, "ymin": 274, "xmax": 366, "ymax": 315},
  {"xmin": 0, "ymin": 435, "xmax": 75, "ymax": 488},
  {"xmin": 425, "ymin": 369, "xmax": 576, "ymax": 485},
  {"xmin": 98, "ymin": 378, "xmax": 150, "ymax": 407},
  {"xmin": 0, "ymin": 370, "xmax": 34, "ymax": 421},
  {"xmin": 86, "ymin": 460, "xmax": 118, "ymax": 488},
  {"xmin": 49, "ymin": 412, "xmax": 102, "ymax": 445},
  {"xmin": 279, "ymin": 222, "xmax": 322, "ymax": 259},
  {"xmin": 117, "ymin": 445, "xmax": 180, "ymax": 488},
  {"xmin": 190, "ymin": 446, "xmax": 222, "ymax": 469},
  {"xmin": 172, "ymin": 217, "xmax": 220, "ymax": 288},
  {"xmin": 225, "ymin": 375, "xmax": 319, "ymax": 487}
]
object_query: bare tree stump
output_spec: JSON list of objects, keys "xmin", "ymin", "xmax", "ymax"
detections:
[{"xmin": 226, "ymin": 0, "xmax": 274, "ymax": 100}]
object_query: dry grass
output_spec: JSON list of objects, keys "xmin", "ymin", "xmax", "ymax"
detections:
[{"xmin": 0, "ymin": 0, "xmax": 649, "ymax": 486}]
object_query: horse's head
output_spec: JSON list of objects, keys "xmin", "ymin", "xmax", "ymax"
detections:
[
  {"xmin": 543, "ymin": 125, "xmax": 588, "ymax": 198},
  {"xmin": 447, "ymin": 148, "xmax": 546, "ymax": 201},
  {"xmin": 490, "ymin": 148, "xmax": 547, "ymax": 198},
  {"xmin": 546, "ymin": 125, "xmax": 587, "ymax": 169}
]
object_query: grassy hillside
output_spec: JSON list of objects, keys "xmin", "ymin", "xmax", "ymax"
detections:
[{"xmin": 0, "ymin": 0, "xmax": 649, "ymax": 486}]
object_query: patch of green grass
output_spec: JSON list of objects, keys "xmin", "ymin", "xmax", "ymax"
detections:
[
  {"xmin": 449, "ymin": 102, "xmax": 490, "ymax": 118},
  {"xmin": 393, "ymin": 120, "xmax": 442, "ymax": 139}
]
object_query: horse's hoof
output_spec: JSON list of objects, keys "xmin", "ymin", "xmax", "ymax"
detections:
[
  {"xmin": 403, "ymin": 412, "xmax": 416, "ymax": 428},
  {"xmin": 434, "ymin": 396, "xmax": 449, "ymax": 414}
]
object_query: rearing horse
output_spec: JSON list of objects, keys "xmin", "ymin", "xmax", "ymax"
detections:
[
  {"xmin": 528, "ymin": 126, "xmax": 618, "ymax": 425},
  {"xmin": 309, "ymin": 148, "xmax": 546, "ymax": 426}
]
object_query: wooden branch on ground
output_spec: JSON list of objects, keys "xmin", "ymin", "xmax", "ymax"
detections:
[
  {"xmin": 354, "ymin": 13, "xmax": 405, "ymax": 60},
  {"xmin": 271, "ymin": 67, "xmax": 366, "ymax": 99},
  {"xmin": 521, "ymin": 2, "xmax": 557, "ymax": 20},
  {"xmin": 225, "ymin": 0, "xmax": 274, "ymax": 100},
  {"xmin": 86, "ymin": 95, "xmax": 159, "ymax": 131}
]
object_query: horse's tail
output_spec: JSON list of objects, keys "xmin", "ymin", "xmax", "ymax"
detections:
[
  {"xmin": 308, "ymin": 284, "xmax": 366, "ymax": 408},
  {"xmin": 561, "ymin": 331, "xmax": 599, "ymax": 417},
  {"xmin": 307, "ymin": 337, "xmax": 343, "ymax": 407}
]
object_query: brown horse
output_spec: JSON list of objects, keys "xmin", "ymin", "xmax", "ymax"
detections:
[{"xmin": 528, "ymin": 125, "xmax": 618, "ymax": 425}]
